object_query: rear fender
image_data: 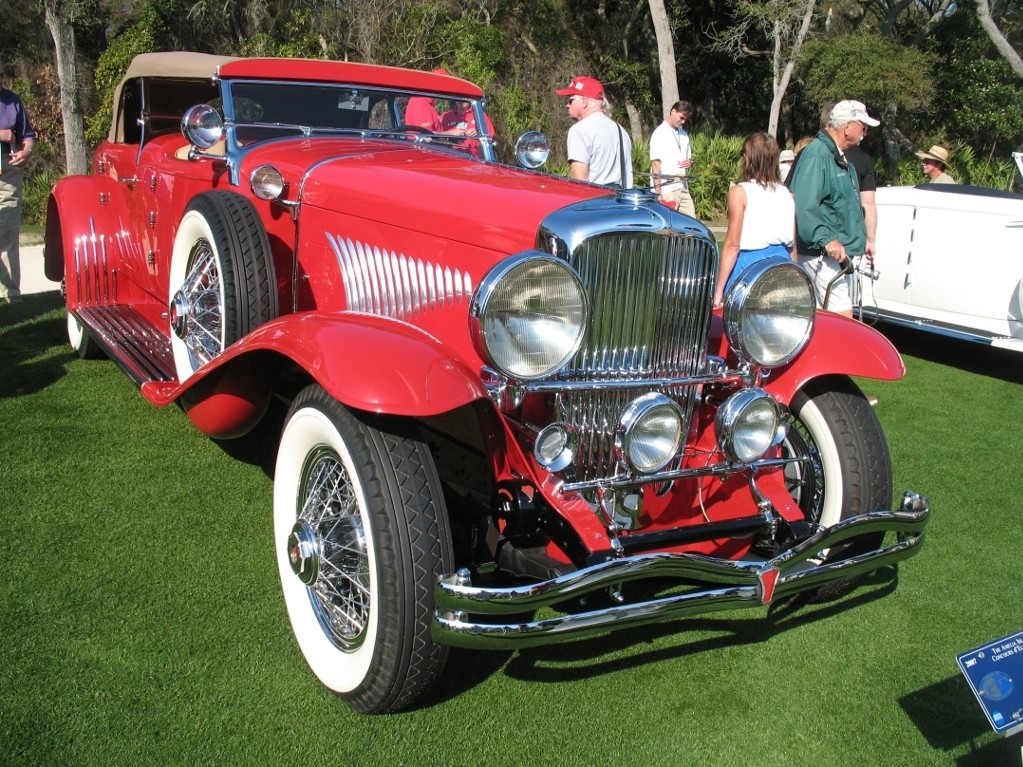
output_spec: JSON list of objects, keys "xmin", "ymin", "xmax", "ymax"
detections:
[
  {"xmin": 44, "ymin": 176, "xmax": 136, "ymax": 294},
  {"xmin": 143, "ymin": 312, "xmax": 488, "ymax": 417}
]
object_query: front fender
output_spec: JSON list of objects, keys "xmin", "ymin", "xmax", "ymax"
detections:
[
  {"xmin": 765, "ymin": 312, "xmax": 905, "ymax": 401},
  {"xmin": 45, "ymin": 175, "xmax": 135, "ymax": 287},
  {"xmin": 142, "ymin": 312, "xmax": 488, "ymax": 417}
]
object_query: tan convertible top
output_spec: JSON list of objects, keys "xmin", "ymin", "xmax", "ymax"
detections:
[
  {"xmin": 109, "ymin": 52, "xmax": 238, "ymax": 142},
  {"xmin": 108, "ymin": 51, "xmax": 484, "ymax": 143}
]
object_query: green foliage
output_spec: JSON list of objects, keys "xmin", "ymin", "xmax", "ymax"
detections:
[
  {"xmin": 798, "ymin": 33, "xmax": 937, "ymax": 116},
  {"xmin": 689, "ymin": 132, "xmax": 744, "ymax": 220},
  {"xmin": 493, "ymin": 83, "xmax": 538, "ymax": 157},
  {"xmin": 924, "ymin": 7, "xmax": 1023, "ymax": 156},
  {"xmin": 85, "ymin": 2, "xmax": 167, "ymax": 147},
  {"xmin": 241, "ymin": 9, "xmax": 324, "ymax": 59},
  {"xmin": 436, "ymin": 16, "xmax": 506, "ymax": 88},
  {"xmin": 21, "ymin": 167, "xmax": 58, "ymax": 227}
]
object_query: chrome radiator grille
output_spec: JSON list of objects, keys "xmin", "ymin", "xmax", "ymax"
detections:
[{"xmin": 561, "ymin": 231, "xmax": 716, "ymax": 480}]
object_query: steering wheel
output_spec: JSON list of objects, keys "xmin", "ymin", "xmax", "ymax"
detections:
[{"xmin": 380, "ymin": 124, "xmax": 431, "ymax": 137}]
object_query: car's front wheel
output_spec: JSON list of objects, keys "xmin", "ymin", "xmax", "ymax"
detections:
[
  {"xmin": 782, "ymin": 375, "xmax": 891, "ymax": 559},
  {"xmin": 273, "ymin": 384, "xmax": 453, "ymax": 713}
]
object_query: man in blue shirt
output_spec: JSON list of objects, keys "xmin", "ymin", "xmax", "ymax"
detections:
[
  {"xmin": 0, "ymin": 63, "xmax": 37, "ymax": 304},
  {"xmin": 788, "ymin": 100, "xmax": 879, "ymax": 317}
]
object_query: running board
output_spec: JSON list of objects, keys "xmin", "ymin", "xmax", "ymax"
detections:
[{"xmin": 75, "ymin": 305, "xmax": 177, "ymax": 386}]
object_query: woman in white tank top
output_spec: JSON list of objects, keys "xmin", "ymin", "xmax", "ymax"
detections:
[{"xmin": 712, "ymin": 132, "xmax": 796, "ymax": 307}]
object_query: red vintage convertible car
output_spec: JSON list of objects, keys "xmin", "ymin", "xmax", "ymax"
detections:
[{"xmin": 45, "ymin": 52, "xmax": 929, "ymax": 713}]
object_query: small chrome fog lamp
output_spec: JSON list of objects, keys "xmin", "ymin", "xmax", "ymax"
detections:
[
  {"xmin": 250, "ymin": 164, "xmax": 286, "ymax": 200},
  {"xmin": 534, "ymin": 422, "xmax": 577, "ymax": 472},
  {"xmin": 616, "ymin": 393, "xmax": 685, "ymax": 474},
  {"xmin": 715, "ymin": 387, "xmax": 781, "ymax": 464},
  {"xmin": 724, "ymin": 260, "xmax": 815, "ymax": 368}
]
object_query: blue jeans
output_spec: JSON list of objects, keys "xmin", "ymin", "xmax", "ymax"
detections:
[{"xmin": 724, "ymin": 243, "xmax": 791, "ymax": 294}]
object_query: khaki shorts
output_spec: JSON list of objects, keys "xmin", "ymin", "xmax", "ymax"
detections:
[
  {"xmin": 798, "ymin": 254, "xmax": 851, "ymax": 312},
  {"xmin": 661, "ymin": 186, "xmax": 696, "ymax": 219}
]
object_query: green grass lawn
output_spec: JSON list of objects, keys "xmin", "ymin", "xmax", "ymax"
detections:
[{"xmin": 2, "ymin": 295, "xmax": 1022, "ymax": 766}]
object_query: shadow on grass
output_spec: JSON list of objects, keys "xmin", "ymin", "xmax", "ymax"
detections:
[
  {"xmin": 0, "ymin": 293, "xmax": 70, "ymax": 398},
  {"xmin": 898, "ymin": 674, "xmax": 1023, "ymax": 765},
  {"xmin": 211, "ymin": 394, "xmax": 289, "ymax": 478},
  {"xmin": 497, "ymin": 567, "xmax": 900, "ymax": 683},
  {"xmin": 870, "ymin": 320, "xmax": 1023, "ymax": 386}
]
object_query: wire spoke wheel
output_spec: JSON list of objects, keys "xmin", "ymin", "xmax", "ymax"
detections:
[
  {"xmin": 274, "ymin": 384, "xmax": 454, "ymax": 713},
  {"xmin": 298, "ymin": 446, "xmax": 371, "ymax": 650},
  {"xmin": 178, "ymin": 239, "xmax": 225, "ymax": 368}
]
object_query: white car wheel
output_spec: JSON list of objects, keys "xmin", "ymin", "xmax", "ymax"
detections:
[
  {"xmin": 273, "ymin": 384, "xmax": 453, "ymax": 713},
  {"xmin": 66, "ymin": 311, "xmax": 103, "ymax": 359}
]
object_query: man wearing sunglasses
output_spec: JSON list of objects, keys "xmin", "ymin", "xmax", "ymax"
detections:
[{"xmin": 556, "ymin": 76, "xmax": 632, "ymax": 189}]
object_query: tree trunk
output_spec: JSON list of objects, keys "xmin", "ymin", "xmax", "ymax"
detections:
[
  {"xmin": 767, "ymin": 0, "xmax": 816, "ymax": 137},
  {"xmin": 648, "ymin": 0, "xmax": 679, "ymax": 115},
  {"xmin": 45, "ymin": 0, "xmax": 89, "ymax": 175},
  {"xmin": 625, "ymin": 101, "xmax": 644, "ymax": 143},
  {"xmin": 976, "ymin": 0, "xmax": 1023, "ymax": 79}
]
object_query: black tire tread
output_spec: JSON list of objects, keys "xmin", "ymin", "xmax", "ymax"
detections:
[
  {"xmin": 795, "ymin": 375, "xmax": 892, "ymax": 520},
  {"xmin": 183, "ymin": 191, "xmax": 278, "ymax": 345},
  {"xmin": 790, "ymin": 376, "xmax": 892, "ymax": 601},
  {"xmin": 288, "ymin": 385, "xmax": 452, "ymax": 714}
]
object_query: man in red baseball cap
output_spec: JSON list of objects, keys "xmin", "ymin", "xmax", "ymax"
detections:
[{"xmin": 556, "ymin": 76, "xmax": 632, "ymax": 188}]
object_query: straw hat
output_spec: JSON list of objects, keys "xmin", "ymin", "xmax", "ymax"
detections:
[{"xmin": 915, "ymin": 145, "xmax": 950, "ymax": 167}]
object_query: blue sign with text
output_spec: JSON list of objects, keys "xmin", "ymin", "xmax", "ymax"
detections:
[{"xmin": 957, "ymin": 629, "xmax": 1023, "ymax": 737}]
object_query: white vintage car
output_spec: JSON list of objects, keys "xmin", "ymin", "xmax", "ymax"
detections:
[{"xmin": 863, "ymin": 153, "xmax": 1023, "ymax": 352}]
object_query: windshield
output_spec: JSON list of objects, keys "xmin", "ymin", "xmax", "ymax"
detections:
[{"xmin": 222, "ymin": 81, "xmax": 495, "ymax": 160}]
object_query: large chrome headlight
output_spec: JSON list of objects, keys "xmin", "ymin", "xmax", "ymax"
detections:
[
  {"xmin": 723, "ymin": 260, "xmax": 815, "ymax": 367},
  {"xmin": 471, "ymin": 251, "xmax": 588, "ymax": 381}
]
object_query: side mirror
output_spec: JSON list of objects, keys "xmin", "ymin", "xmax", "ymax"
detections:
[
  {"xmin": 181, "ymin": 104, "xmax": 224, "ymax": 149},
  {"xmin": 514, "ymin": 131, "xmax": 550, "ymax": 169}
]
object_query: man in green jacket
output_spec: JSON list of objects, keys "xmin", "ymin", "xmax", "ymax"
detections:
[{"xmin": 788, "ymin": 99, "xmax": 879, "ymax": 317}]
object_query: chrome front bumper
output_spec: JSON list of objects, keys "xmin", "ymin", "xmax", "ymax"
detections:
[{"xmin": 432, "ymin": 491, "xmax": 930, "ymax": 650}]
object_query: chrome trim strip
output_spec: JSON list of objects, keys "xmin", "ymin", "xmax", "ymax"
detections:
[{"xmin": 432, "ymin": 492, "xmax": 929, "ymax": 649}]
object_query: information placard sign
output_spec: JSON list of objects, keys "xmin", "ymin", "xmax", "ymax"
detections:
[{"xmin": 957, "ymin": 629, "xmax": 1023, "ymax": 737}]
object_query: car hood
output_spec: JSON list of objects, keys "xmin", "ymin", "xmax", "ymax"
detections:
[{"xmin": 246, "ymin": 139, "xmax": 610, "ymax": 254}]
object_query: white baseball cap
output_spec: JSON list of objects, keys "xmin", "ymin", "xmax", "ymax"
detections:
[{"xmin": 830, "ymin": 100, "xmax": 880, "ymax": 127}]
